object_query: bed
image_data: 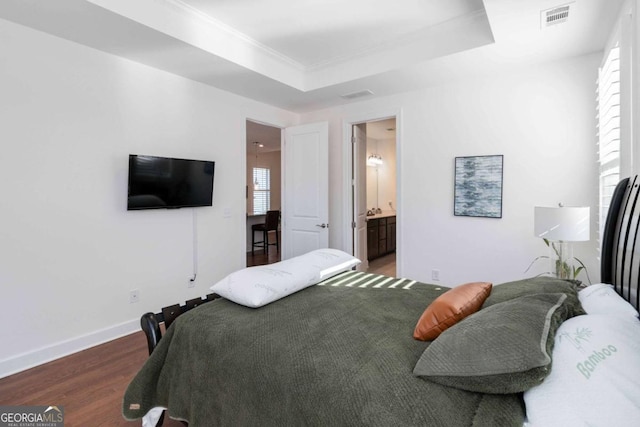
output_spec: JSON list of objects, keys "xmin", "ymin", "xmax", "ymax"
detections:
[{"xmin": 123, "ymin": 177, "xmax": 640, "ymax": 426}]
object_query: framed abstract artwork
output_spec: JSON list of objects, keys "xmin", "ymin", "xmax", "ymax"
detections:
[{"xmin": 454, "ymin": 155, "xmax": 503, "ymax": 218}]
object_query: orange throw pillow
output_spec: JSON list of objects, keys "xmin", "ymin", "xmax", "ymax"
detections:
[{"xmin": 413, "ymin": 282, "xmax": 492, "ymax": 341}]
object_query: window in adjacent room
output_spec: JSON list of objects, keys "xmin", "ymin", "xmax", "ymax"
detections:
[{"xmin": 253, "ymin": 167, "xmax": 271, "ymax": 215}]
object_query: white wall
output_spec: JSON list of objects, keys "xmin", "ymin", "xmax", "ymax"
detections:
[
  {"xmin": 303, "ymin": 54, "xmax": 600, "ymax": 288},
  {"xmin": 0, "ymin": 18, "xmax": 297, "ymax": 377}
]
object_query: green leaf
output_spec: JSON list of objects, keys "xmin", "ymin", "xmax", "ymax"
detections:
[{"xmin": 528, "ymin": 240, "xmax": 591, "ymax": 284}]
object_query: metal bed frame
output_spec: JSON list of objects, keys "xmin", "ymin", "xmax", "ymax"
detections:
[{"xmin": 601, "ymin": 176, "xmax": 640, "ymax": 310}]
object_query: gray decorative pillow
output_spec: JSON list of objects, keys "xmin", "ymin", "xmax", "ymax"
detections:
[
  {"xmin": 482, "ymin": 276, "xmax": 585, "ymax": 317},
  {"xmin": 413, "ymin": 293, "xmax": 570, "ymax": 394}
]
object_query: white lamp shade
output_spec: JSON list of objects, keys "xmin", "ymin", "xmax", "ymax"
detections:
[{"xmin": 534, "ymin": 206, "xmax": 590, "ymax": 242}]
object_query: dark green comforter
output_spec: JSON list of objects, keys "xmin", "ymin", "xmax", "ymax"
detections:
[{"xmin": 123, "ymin": 274, "xmax": 525, "ymax": 426}]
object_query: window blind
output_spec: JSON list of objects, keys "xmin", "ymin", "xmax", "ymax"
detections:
[
  {"xmin": 253, "ymin": 167, "xmax": 271, "ymax": 215},
  {"xmin": 597, "ymin": 43, "xmax": 621, "ymax": 242}
]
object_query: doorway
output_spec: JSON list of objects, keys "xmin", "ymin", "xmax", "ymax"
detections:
[
  {"xmin": 246, "ymin": 120, "xmax": 282, "ymax": 267},
  {"xmin": 345, "ymin": 111, "xmax": 401, "ymax": 277}
]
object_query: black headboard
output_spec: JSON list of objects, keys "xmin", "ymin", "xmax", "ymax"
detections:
[{"xmin": 601, "ymin": 175, "xmax": 640, "ymax": 309}]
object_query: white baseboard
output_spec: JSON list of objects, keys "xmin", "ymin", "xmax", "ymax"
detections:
[{"xmin": 0, "ymin": 319, "xmax": 139, "ymax": 379}]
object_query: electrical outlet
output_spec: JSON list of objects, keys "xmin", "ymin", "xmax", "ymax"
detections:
[
  {"xmin": 431, "ymin": 269, "xmax": 440, "ymax": 281},
  {"xmin": 187, "ymin": 279, "xmax": 196, "ymax": 288},
  {"xmin": 129, "ymin": 289, "xmax": 140, "ymax": 303}
]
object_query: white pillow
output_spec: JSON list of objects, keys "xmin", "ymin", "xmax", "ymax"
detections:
[
  {"xmin": 524, "ymin": 314, "xmax": 640, "ymax": 427},
  {"xmin": 579, "ymin": 283, "xmax": 639, "ymax": 318},
  {"xmin": 295, "ymin": 248, "xmax": 361, "ymax": 280},
  {"xmin": 210, "ymin": 249, "xmax": 360, "ymax": 308}
]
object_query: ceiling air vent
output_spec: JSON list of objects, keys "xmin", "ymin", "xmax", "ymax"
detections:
[
  {"xmin": 541, "ymin": 3, "xmax": 571, "ymax": 28},
  {"xmin": 340, "ymin": 89, "xmax": 374, "ymax": 100}
]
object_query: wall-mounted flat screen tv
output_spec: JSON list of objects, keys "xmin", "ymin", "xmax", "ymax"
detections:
[{"xmin": 127, "ymin": 154, "xmax": 215, "ymax": 210}]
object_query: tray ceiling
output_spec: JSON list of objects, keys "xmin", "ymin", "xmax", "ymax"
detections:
[{"xmin": 0, "ymin": 0, "xmax": 624, "ymax": 112}]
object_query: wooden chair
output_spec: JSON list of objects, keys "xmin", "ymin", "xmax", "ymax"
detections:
[{"xmin": 251, "ymin": 210, "xmax": 280, "ymax": 254}]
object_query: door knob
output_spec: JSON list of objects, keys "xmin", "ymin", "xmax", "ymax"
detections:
[{"xmin": 315, "ymin": 223, "xmax": 328, "ymax": 228}]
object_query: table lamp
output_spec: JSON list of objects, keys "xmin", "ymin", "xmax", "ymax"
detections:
[{"xmin": 534, "ymin": 205, "xmax": 590, "ymax": 279}]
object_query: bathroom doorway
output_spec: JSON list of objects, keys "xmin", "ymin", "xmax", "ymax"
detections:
[{"xmin": 351, "ymin": 118, "xmax": 397, "ymax": 276}]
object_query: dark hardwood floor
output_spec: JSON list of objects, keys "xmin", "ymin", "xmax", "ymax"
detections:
[
  {"xmin": 0, "ymin": 331, "xmax": 183, "ymax": 427},
  {"xmin": 246, "ymin": 231, "xmax": 281, "ymax": 267},
  {"xmin": 0, "ymin": 248, "xmax": 395, "ymax": 426}
]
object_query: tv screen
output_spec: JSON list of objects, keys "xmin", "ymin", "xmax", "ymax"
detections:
[{"xmin": 127, "ymin": 155, "xmax": 215, "ymax": 210}]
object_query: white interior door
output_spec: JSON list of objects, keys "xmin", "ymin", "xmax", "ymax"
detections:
[
  {"xmin": 283, "ymin": 122, "xmax": 329, "ymax": 259},
  {"xmin": 352, "ymin": 124, "xmax": 368, "ymax": 269}
]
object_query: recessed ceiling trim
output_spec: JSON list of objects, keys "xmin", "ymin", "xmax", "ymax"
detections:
[
  {"xmin": 305, "ymin": 8, "xmax": 495, "ymax": 91},
  {"xmin": 87, "ymin": 0, "xmax": 493, "ymax": 93},
  {"xmin": 86, "ymin": 0, "xmax": 307, "ymax": 90},
  {"xmin": 305, "ymin": 8, "xmax": 489, "ymax": 71},
  {"xmin": 166, "ymin": 0, "xmax": 306, "ymax": 70}
]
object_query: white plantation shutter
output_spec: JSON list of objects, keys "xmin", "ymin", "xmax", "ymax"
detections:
[
  {"xmin": 253, "ymin": 167, "xmax": 270, "ymax": 215},
  {"xmin": 597, "ymin": 43, "xmax": 621, "ymax": 242}
]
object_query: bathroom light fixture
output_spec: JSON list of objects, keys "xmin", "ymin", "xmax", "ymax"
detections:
[{"xmin": 367, "ymin": 153, "xmax": 383, "ymax": 166}]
